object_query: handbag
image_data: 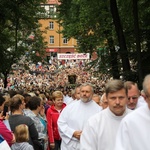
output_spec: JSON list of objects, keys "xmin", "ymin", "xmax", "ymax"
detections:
[{"xmin": 0, "ymin": 134, "xmax": 11, "ymax": 150}]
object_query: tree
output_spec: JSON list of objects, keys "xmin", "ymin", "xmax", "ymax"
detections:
[
  {"xmin": 57, "ymin": 0, "xmax": 128, "ymax": 79},
  {"xmin": 118, "ymin": 0, "xmax": 150, "ymax": 86},
  {"xmin": 0, "ymin": 0, "xmax": 47, "ymax": 88},
  {"xmin": 132, "ymin": 0, "xmax": 142, "ymax": 86},
  {"xmin": 57, "ymin": 0, "xmax": 150, "ymax": 85},
  {"xmin": 110, "ymin": 0, "xmax": 131, "ymax": 76}
]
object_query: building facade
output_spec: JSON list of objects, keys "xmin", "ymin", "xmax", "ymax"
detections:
[{"xmin": 39, "ymin": 0, "xmax": 77, "ymax": 58}]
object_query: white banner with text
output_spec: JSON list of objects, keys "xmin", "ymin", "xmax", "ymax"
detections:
[{"xmin": 57, "ymin": 53, "xmax": 90, "ymax": 60}]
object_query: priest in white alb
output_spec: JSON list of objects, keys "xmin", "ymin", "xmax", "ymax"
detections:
[
  {"xmin": 80, "ymin": 80, "xmax": 131, "ymax": 150},
  {"xmin": 115, "ymin": 74, "xmax": 150, "ymax": 150},
  {"xmin": 57, "ymin": 83, "xmax": 102, "ymax": 150}
]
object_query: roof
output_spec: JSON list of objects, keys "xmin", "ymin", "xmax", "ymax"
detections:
[{"xmin": 46, "ymin": 0, "xmax": 60, "ymax": 5}]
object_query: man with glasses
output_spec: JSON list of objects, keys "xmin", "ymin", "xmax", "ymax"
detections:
[
  {"xmin": 80, "ymin": 80, "xmax": 131, "ymax": 150},
  {"xmin": 125, "ymin": 81, "xmax": 146, "ymax": 110},
  {"xmin": 115, "ymin": 74, "xmax": 150, "ymax": 150}
]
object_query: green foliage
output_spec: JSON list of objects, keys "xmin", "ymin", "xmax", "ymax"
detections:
[
  {"xmin": 0, "ymin": 0, "xmax": 47, "ymax": 69},
  {"xmin": 0, "ymin": 0, "xmax": 47, "ymax": 87},
  {"xmin": 57, "ymin": 0, "xmax": 150, "ymax": 83},
  {"xmin": 117, "ymin": 0, "xmax": 150, "ymax": 82},
  {"xmin": 57, "ymin": 0, "xmax": 120, "ymax": 77}
]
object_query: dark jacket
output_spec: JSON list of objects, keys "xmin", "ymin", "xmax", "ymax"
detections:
[{"xmin": 9, "ymin": 114, "xmax": 41, "ymax": 149}]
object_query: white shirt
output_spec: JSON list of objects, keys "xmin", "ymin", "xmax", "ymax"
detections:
[
  {"xmin": 63, "ymin": 95, "xmax": 73, "ymax": 105},
  {"xmin": 115, "ymin": 104, "xmax": 150, "ymax": 150},
  {"xmin": 80, "ymin": 107, "xmax": 131, "ymax": 150},
  {"xmin": 136, "ymin": 96, "xmax": 146, "ymax": 108},
  {"xmin": 58, "ymin": 100, "xmax": 102, "ymax": 150}
]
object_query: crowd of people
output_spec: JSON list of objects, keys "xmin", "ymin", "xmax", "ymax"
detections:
[
  {"xmin": 0, "ymin": 59, "xmax": 108, "ymax": 96},
  {"xmin": 0, "ymin": 59, "xmax": 149, "ymax": 150}
]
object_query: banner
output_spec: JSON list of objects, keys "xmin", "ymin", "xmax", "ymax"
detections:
[
  {"xmin": 46, "ymin": 48, "xmax": 58, "ymax": 52},
  {"xmin": 57, "ymin": 53, "xmax": 90, "ymax": 60}
]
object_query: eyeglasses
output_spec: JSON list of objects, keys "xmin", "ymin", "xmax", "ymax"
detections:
[{"xmin": 128, "ymin": 96, "xmax": 138, "ymax": 101}]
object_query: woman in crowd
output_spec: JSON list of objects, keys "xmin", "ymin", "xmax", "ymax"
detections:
[{"xmin": 47, "ymin": 91, "xmax": 66, "ymax": 150}]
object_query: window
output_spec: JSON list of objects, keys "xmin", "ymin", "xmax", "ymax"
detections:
[
  {"xmin": 49, "ymin": 22, "xmax": 54, "ymax": 30},
  {"xmin": 50, "ymin": 36, "xmax": 54, "ymax": 44},
  {"xmin": 63, "ymin": 38, "xmax": 68, "ymax": 44},
  {"xmin": 49, "ymin": 7, "xmax": 54, "ymax": 13},
  {"xmin": 39, "ymin": 4, "xmax": 57, "ymax": 19},
  {"xmin": 49, "ymin": 7, "xmax": 55, "ymax": 18}
]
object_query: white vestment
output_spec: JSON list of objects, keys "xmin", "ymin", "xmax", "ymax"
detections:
[
  {"xmin": 115, "ymin": 104, "xmax": 150, "ymax": 150},
  {"xmin": 63, "ymin": 95, "xmax": 73, "ymax": 104},
  {"xmin": 58, "ymin": 100, "xmax": 102, "ymax": 150},
  {"xmin": 80, "ymin": 107, "xmax": 131, "ymax": 150},
  {"xmin": 136, "ymin": 96, "xmax": 146, "ymax": 108}
]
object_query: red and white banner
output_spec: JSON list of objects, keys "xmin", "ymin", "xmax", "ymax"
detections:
[
  {"xmin": 46, "ymin": 48, "xmax": 58, "ymax": 52},
  {"xmin": 57, "ymin": 53, "xmax": 90, "ymax": 60}
]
